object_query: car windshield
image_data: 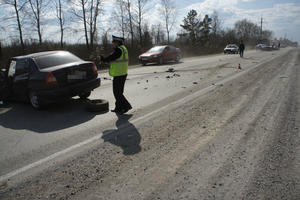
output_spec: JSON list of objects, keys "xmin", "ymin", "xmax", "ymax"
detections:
[
  {"xmin": 147, "ymin": 46, "xmax": 165, "ymax": 53},
  {"xmin": 34, "ymin": 52, "xmax": 82, "ymax": 69}
]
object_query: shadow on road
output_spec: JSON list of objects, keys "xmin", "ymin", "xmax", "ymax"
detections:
[
  {"xmin": 102, "ymin": 114, "xmax": 141, "ymax": 155},
  {"xmin": 0, "ymin": 98, "xmax": 107, "ymax": 133}
]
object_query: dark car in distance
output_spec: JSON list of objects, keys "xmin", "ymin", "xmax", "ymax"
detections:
[
  {"xmin": 0, "ymin": 51, "xmax": 100, "ymax": 109},
  {"xmin": 139, "ymin": 45, "xmax": 181, "ymax": 65}
]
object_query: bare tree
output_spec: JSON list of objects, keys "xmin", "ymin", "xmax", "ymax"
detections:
[
  {"xmin": 113, "ymin": 0, "xmax": 127, "ymax": 38},
  {"xmin": 160, "ymin": 0, "xmax": 176, "ymax": 44},
  {"xmin": 53, "ymin": 0, "xmax": 65, "ymax": 48},
  {"xmin": 126, "ymin": 0, "xmax": 134, "ymax": 47},
  {"xmin": 211, "ymin": 11, "xmax": 222, "ymax": 38},
  {"xmin": 134, "ymin": 0, "xmax": 151, "ymax": 45},
  {"xmin": 69, "ymin": 0, "xmax": 89, "ymax": 48},
  {"xmin": 28, "ymin": 0, "xmax": 47, "ymax": 45},
  {"xmin": 235, "ymin": 19, "xmax": 261, "ymax": 44},
  {"xmin": 2, "ymin": 0, "xmax": 27, "ymax": 51},
  {"xmin": 89, "ymin": 0, "xmax": 102, "ymax": 48},
  {"xmin": 69, "ymin": 0, "xmax": 103, "ymax": 49},
  {"xmin": 151, "ymin": 23, "xmax": 165, "ymax": 45}
]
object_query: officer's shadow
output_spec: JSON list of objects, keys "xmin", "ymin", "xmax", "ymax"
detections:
[{"xmin": 102, "ymin": 114, "xmax": 141, "ymax": 155}]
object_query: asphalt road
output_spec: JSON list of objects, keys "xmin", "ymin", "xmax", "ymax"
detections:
[{"xmin": 0, "ymin": 47, "xmax": 299, "ymax": 200}]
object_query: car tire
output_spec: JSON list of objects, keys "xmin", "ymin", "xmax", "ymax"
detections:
[
  {"xmin": 85, "ymin": 99, "xmax": 109, "ymax": 112},
  {"xmin": 159, "ymin": 57, "xmax": 164, "ymax": 65},
  {"xmin": 29, "ymin": 91, "xmax": 41, "ymax": 109},
  {"xmin": 79, "ymin": 91, "xmax": 91, "ymax": 99},
  {"xmin": 0, "ymin": 73, "xmax": 9, "ymax": 101},
  {"xmin": 175, "ymin": 55, "xmax": 180, "ymax": 63},
  {"xmin": 142, "ymin": 62, "xmax": 147, "ymax": 66}
]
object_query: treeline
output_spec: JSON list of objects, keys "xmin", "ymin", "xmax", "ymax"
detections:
[{"xmin": 0, "ymin": 0, "xmax": 297, "ymax": 68}]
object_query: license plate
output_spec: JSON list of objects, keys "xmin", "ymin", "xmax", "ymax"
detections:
[
  {"xmin": 142, "ymin": 58, "xmax": 148, "ymax": 61},
  {"xmin": 68, "ymin": 71, "xmax": 86, "ymax": 80}
]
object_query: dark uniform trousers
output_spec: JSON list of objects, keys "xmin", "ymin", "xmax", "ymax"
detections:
[{"xmin": 113, "ymin": 74, "xmax": 132, "ymax": 111}]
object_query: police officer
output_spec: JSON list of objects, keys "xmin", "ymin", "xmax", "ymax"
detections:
[
  {"xmin": 239, "ymin": 40, "xmax": 245, "ymax": 58},
  {"xmin": 101, "ymin": 35, "xmax": 132, "ymax": 114}
]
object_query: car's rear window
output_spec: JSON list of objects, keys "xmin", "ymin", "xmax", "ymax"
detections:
[{"xmin": 34, "ymin": 52, "xmax": 82, "ymax": 69}]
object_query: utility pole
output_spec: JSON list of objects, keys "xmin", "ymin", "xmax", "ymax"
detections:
[{"xmin": 260, "ymin": 16, "xmax": 263, "ymax": 39}]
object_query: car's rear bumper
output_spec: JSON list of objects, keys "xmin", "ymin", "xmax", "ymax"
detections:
[{"xmin": 37, "ymin": 78, "xmax": 100, "ymax": 103}]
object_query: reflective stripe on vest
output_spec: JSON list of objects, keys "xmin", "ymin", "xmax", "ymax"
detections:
[{"xmin": 109, "ymin": 45, "xmax": 129, "ymax": 77}]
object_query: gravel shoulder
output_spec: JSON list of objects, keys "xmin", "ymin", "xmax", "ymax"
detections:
[{"xmin": 0, "ymin": 48, "xmax": 299, "ymax": 200}]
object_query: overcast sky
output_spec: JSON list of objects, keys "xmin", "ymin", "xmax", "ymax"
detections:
[{"xmin": 0, "ymin": 0, "xmax": 299, "ymax": 45}]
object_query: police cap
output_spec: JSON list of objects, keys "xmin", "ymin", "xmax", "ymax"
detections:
[{"xmin": 112, "ymin": 35, "xmax": 124, "ymax": 42}]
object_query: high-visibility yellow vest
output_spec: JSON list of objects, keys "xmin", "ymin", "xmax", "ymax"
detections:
[{"xmin": 109, "ymin": 45, "xmax": 129, "ymax": 77}]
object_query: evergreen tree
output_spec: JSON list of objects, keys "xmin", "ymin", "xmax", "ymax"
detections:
[
  {"xmin": 180, "ymin": 9, "xmax": 200, "ymax": 44},
  {"xmin": 200, "ymin": 14, "xmax": 212, "ymax": 44}
]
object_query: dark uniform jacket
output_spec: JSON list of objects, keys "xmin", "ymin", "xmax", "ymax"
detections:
[{"xmin": 101, "ymin": 47, "xmax": 122, "ymax": 63}]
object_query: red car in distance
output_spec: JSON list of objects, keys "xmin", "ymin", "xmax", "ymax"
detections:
[{"xmin": 139, "ymin": 45, "xmax": 181, "ymax": 66}]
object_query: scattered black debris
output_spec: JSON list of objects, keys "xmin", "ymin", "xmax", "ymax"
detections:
[
  {"xmin": 182, "ymin": 87, "xmax": 186, "ymax": 89},
  {"xmin": 144, "ymin": 88, "xmax": 148, "ymax": 90},
  {"xmin": 137, "ymin": 82, "xmax": 140, "ymax": 84},
  {"xmin": 154, "ymin": 71, "xmax": 157, "ymax": 73},
  {"xmin": 193, "ymin": 82, "xmax": 198, "ymax": 84},
  {"xmin": 166, "ymin": 68, "xmax": 175, "ymax": 72},
  {"xmin": 219, "ymin": 84, "xmax": 224, "ymax": 87},
  {"xmin": 103, "ymin": 77, "xmax": 111, "ymax": 80},
  {"xmin": 280, "ymin": 76, "xmax": 288, "ymax": 79},
  {"xmin": 202, "ymin": 126, "xmax": 206, "ymax": 129},
  {"xmin": 173, "ymin": 73, "xmax": 181, "ymax": 77},
  {"xmin": 166, "ymin": 76, "xmax": 172, "ymax": 79},
  {"xmin": 146, "ymin": 80, "xmax": 149, "ymax": 83},
  {"xmin": 212, "ymin": 83, "xmax": 215, "ymax": 85}
]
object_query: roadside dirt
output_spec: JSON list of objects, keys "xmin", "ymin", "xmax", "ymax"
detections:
[{"xmin": 0, "ymin": 49, "xmax": 299, "ymax": 200}]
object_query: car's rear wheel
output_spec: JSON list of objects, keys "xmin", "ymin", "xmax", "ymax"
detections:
[
  {"xmin": 79, "ymin": 91, "xmax": 91, "ymax": 99},
  {"xmin": 141, "ymin": 61, "xmax": 147, "ymax": 66},
  {"xmin": 29, "ymin": 92, "xmax": 41, "ymax": 109}
]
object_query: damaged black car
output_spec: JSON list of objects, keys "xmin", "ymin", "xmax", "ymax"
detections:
[{"xmin": 0, "ymin": 51, "xmax": 100, "ymax": 109}]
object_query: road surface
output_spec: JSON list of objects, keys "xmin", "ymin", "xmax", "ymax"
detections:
[{"xmin": 0, "ymin": 48, "xmax": 299, "ymax": 199}]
